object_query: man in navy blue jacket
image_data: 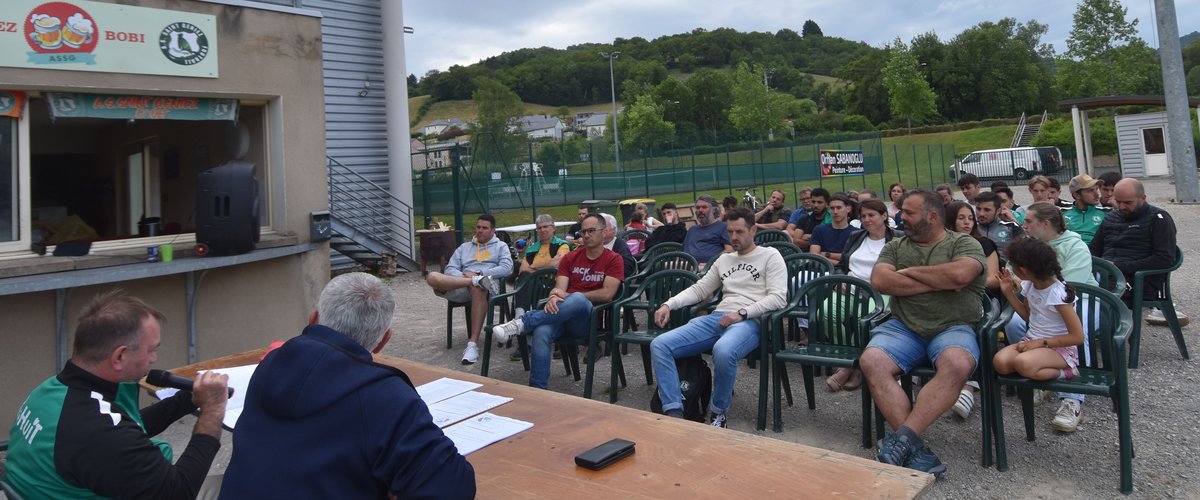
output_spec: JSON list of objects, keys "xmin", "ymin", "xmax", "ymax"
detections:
[{"xmin": 221, "ymin": 272, "xmax": 475, "ymax": 499}]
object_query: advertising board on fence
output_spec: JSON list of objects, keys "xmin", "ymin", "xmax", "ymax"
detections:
[{"xmin": 819, "ymin": 149, "xmax": 865, "ymax": 177}]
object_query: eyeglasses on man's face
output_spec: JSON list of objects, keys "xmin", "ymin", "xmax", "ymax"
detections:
[{"xmin": 580, "ymin": 227, "xmax": 602, "ymax": 234}]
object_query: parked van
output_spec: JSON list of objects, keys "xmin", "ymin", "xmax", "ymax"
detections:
[{"xmin": 950, "ymin": 146, "xmax": 1062, "ymax": 180}]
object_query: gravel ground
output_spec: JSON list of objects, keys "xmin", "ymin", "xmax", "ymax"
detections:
[{"xmin": 8, "ymin": 178, "xmax": 1193, "ymax": 499}]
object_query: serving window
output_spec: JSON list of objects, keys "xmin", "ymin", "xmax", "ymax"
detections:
[{"xmin": 2, "ymin": 95, "xmax": 271, "ymax": 256}]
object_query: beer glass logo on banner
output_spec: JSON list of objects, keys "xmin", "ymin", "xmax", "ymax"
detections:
[
  {"xmin": 24, "ymin": 1, "xmax": 98, "ymax": 64},
  {"xmin": 158, "ymin": 22, "xmax": 208, "ymax": 66}
]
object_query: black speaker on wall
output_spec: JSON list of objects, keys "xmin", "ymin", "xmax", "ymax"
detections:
[{"xmin": 195, "ymin": 161, "xmax": 260, "ymax": 256}]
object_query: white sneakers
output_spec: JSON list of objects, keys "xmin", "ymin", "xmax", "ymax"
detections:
[
  {"xmin": 1051, "ymin": 399, "xmax": 1082, "ymax": 433},
  {"xmin": 461, "ymin": 341, "xmax": 479, "ymax": 365},
  {"xmin": 1147, "ymin": 307, "xmax": 1191, "ymax": 327},
  {"xmin": 952, "ymin": 389, "xmax": 974, "ymax": 419},
  {"xmin": 471, "ymin": 275, "xmax": 494, "ymax": 291},
  {"xmin": 492, "ymin": 317, "xmax": 525, "ymax": 344}
]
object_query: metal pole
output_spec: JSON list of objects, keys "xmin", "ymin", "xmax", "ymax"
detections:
[
  {"xmin": 529, "ymin": 142, "xmax": 537, "ymax": 220},
  {"xmin": 601, "ymin": 51, "xmax": 622, "ymax": 173},
  {"xmin": 451, "ymin": 146, "xmax": 464, "ymax": 246},
  {"xmin": 589, "ymin": 141, "xmax": 596, "ymax": 200},
  {"xmin": 1154, "ymin": 0, "xmax": 1200, "ymax": 202}
]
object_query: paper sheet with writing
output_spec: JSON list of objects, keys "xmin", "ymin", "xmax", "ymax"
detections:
[
  {"xmin": 428, "ymin": 391, "xmax": 512, "ymax": 428},
  {"xmin": 442, "ymin": 412, "xmax": 533, "ymax": 455},
  {"xmin": 416, "ymin": 377, "xmax": 482, "ymax": 405},
  {"xmin": 201, "ymin": 364, "xmax": 258, "ymax": 429},
  {"xmin": 154, "ymin": 364, "xmax": 257, "ymax": 430}
]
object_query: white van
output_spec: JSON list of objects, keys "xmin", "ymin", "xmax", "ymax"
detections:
[{"xmin": 950, "ymin": 146, "xmax": 1062, "ymax": 180}]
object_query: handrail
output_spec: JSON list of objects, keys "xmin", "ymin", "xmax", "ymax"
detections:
[
  {"xmin": 326, "ymin": 156, "xmax": 415, "ymax": 260},
  {"xmin": 1010, "ymin": 112, "xmax": 1026, "ymax": 148}
]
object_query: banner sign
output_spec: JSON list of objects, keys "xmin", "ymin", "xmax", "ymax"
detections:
[
  {"xmin": 819, "ymin": 149, "xmax": 866, "ymax": 177},
  {"xmin": 46, "ymin": 92, "xmax": 237, "ymax": 121},
  {"xmin": 0, "ymin": 91, "xmax": 27, "ymax": 118},
  {"xmin": 0, "ymin": 0, "xmax": 218, "ymax": 78}
]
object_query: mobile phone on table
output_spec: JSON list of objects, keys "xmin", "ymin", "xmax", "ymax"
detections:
[{"xmin": 574, "ymin": 438, "xmax": 635, "ymax": 471}]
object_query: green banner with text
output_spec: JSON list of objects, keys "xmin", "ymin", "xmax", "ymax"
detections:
[
  {"xmin": 46, "ymin": 92, "xmax": 237, "ymax": 121},
  {"xmin": 0, "ymin": 0, "xmax": 218, "ymax": 78}
]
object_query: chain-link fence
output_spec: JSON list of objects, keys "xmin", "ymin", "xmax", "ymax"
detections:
[{"xmin": 412, "ymin": 133, "xmax": 1079, "ymax": 226}]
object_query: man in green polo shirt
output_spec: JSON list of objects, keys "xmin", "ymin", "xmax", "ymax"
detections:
[{"xmin": 1061, "ymin": 174, "xmax": 1110, "ymax": 244}]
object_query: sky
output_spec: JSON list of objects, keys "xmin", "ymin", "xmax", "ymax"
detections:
[{"xmin": 401, "ymin": 0, "xmax": 1200, "ymax": 78}]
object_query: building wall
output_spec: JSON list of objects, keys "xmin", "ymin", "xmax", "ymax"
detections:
[
  {"xmin": 1115, "ymin": 112, "xmax": 1167, "ymax": 178},
  {"xmin": 0, "ymin": 0, "xmax": 330, "ymax": 418}
]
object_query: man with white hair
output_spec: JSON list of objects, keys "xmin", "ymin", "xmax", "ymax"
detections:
[
  {"xmin": 601, "ymin": 212, "xmax": 636, "ymax": 278},
  {"xmin": 222, "ymin": 273, "xmax": 475, "ymax": 498}
]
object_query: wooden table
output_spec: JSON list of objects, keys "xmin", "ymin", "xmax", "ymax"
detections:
[{"xmin": 168, "ymin": 349, "xmax": 933, "ymax": 499}]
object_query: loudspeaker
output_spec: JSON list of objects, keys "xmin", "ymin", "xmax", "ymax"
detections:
[{"xmin": 195, "ymin": 161, "xmax": 260, "ymax": 256}]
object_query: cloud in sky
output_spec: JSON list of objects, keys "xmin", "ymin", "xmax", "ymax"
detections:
[{"xmin": 401, "ymin": 0, "xmax": 1200, "ymax": 77}]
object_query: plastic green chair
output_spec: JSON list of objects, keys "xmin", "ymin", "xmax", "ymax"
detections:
[
  {"xmin": 754, "ymin": 229, "xmax": 791, "ymax": 245},
  {"xmin": 608, "ymin": 270, "xmax": 700, "ymax": 403},
  {"xmin": 1091, "ymin": 256, "xmax": 1126, "ymax": 295},
  {"xmin": 764, "ymin": 241, "xmax": 803, "ymax": 257},
  {"xmin": 990, "ymin": 283, "xmax": 1134, "ymax": 493},
  {"xmin": 635, "ymin": 241, "xmax": 681, "ymax": 265},
  {"xmin": 480, "ymin": 268, "xmax": 556, "ymax": 377},
  {"xmin": 1127, "ymin": 246, "xmax": 1187, "ymax": 368},
  {"xmin": 766, "ymin": 274, "xmax": 885, "ymax": 446}
]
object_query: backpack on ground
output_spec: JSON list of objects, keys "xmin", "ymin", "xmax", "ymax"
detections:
[{"xmin": 650, "ymin": 355, "xmax": 712, "ymax": 422}]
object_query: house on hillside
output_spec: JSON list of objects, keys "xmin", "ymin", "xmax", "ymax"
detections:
[
  {"xmin": 422, "ymin": 118, "xmax": 467, "ymax": 137},
  {"xmin": 579, "ymin": 112, "xmax": 609, "ymax": 137},
  {"xmin": 514, "ymin": 115, "xmax": 565, "ymax": 140},
  {"xmin": 411, "ymin": 140, "xmax": 466, "ymax": 171}
]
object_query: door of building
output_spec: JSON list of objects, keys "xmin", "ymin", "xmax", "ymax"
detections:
[{"xmin": 1141, "ymin": 127, "xmax": 1169, "ymax": 176}]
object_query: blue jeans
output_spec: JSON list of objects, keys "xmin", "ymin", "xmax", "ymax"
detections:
[
  {"xmin": 1004, "ymin": 296, "xmax": 1096, "ymax": 403},
  {"xmin": 650, "ymin": 312, "xmax": 760, "ymax": 415},
  {"xmin": 519, "ymin": 292, "xmax": 593, "ymax": 389}
]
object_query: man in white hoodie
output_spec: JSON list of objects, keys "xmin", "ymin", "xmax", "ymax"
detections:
[
  {"xmin": 425, "ymin": 214, "xmax": 513, "ymax": 365},
  {"xmin": 650, "ymin": 207, "xmax": 787, "ymax": 429}
]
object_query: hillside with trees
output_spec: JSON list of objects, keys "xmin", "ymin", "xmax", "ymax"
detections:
[{"xmin": 412, "ymin": 0, "xmax": 1198, "ymax": 157}]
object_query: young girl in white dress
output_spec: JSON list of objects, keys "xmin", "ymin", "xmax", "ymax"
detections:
[{"xmin": 993, "ymin": 238, "xmax": 1084, "ymax": 380}]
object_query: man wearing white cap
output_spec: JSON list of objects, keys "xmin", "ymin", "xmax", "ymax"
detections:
[{"xmin": 1061, "ymin": 174, "xmax": 1110, "ymax": 244}]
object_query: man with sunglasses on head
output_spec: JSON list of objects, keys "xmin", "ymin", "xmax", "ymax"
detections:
[{"xmin": 425, "ymin": 214, "xmax": 513, "ymax": 365}]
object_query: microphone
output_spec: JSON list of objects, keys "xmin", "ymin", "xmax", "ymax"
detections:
[{"xmin": 147, "ymin": 369, "xmax": 234, "ymax": 398}]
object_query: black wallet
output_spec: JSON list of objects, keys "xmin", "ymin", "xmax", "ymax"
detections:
[{"xmin": 574, "ymin": 438, "xmax": 636, "ymax": 470}]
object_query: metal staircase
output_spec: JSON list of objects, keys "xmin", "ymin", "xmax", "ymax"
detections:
[
  {"xmin": 1011, "ymin": 110, "xmax": 1048, "ymax": 147},
  {"xmin": 327, "ymin": 156, "xmax": 418, "ymax": 274}
]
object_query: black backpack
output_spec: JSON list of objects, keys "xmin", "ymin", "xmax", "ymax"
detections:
[{"xmin": 650, "ymin": 356, "xmax": 712, "ymax": 422}]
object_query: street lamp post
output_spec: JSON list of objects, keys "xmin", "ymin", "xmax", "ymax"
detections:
[{"xmin": 601, "ymin": 51, "xmax": 622, "ymax": 172}]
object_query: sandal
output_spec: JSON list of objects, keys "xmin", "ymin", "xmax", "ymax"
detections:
[
  {"xmin": 826, "ymin": 368, "xmax": 852, "ymax": 392},
  {"xmin": 841, "ymin": 369, "xmax": 863, "ymax": 391}
]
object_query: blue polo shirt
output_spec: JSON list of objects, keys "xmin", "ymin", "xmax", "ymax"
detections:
[{"xmin": 683, "ymin": 221, "xmax": 730, "ymax": 264}]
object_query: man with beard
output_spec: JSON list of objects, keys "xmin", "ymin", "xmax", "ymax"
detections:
[
  {"xmin": 1061, "ymin": 174, "xmax": 1110, "ymax": 244},
  {"xmin": 754, "ymin": 189, "xmax": 792, "ymax": 230},
  {"xmin": 788, "ymin": 188, "xmax": 830, "ymax": 251},
  {"xmin": 860, "ymin": 189, "xmax": 987, "ymax": 477},
  {"xmin": 650, "ymin": 208, "xmax": 787, "ymax": 428},
  {"xmin": 1090, "ymin": 178, "xmax": 1188, "ymax": 326},
  {"xmin": 683, "ymin": 195, "xmax": 732, "ymax": 268},
  {"xmin": 975, "ymin": 192, "xmax": 1022, "ymax": 260}
]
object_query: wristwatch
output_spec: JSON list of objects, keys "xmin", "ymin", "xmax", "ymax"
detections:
[{"xmin": 737, "ymin": 308, "xmax": 749, "ymax": 319}]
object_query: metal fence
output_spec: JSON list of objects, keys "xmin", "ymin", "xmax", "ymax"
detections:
[{"xmin": 412, "ymin": 134, "xmax": 1078, "ymax": 225}]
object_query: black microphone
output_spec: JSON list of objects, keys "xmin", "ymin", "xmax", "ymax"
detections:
[{"xmin": 147, "ymin": 369, "xmax": 234, "ymax": 398}]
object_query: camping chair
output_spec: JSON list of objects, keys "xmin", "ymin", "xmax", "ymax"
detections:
[
  {"xmin": 608, "ymin": 270, "xmax": 701, "ymax": 403},
  {"xmin": 990, "ymin": 283, "xmax": 1134, "ymax": 493},
  {"xmin": 767, "ymin": 275, "xmax": 886, "ymax": 445},
  {"xmin": 1127, "ymin": 246, "xmax": 1187, "ymax": 368}
]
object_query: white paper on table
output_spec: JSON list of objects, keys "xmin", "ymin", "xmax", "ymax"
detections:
[
  {"xmin": 198, "ymin": 364, "xmax": 259, "ymax": 430},
  {"xmin": 427, "ymin": 391, "xmax": 513, "ymax": 428},
  {"xmin": 442, "ymin": 412, "xmax": 533, "ymax": 455},
  {"xmin": 416, "ymin": 377, "xmax": 482, "ymax": 405}
]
